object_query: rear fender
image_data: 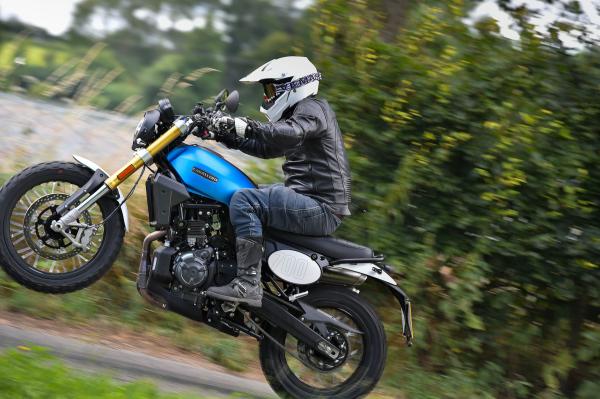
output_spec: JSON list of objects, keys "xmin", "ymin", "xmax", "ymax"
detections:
[
  {"xmin": 324, "ymin": 262, "xmax": 414, "ymax": 346},
  {"xmin": 387, "ymin": 284, "xmax": 414, "ymax": 346},
  {"xmin": 72, "ymin": 155, "xmax": 129, "ymax": 231},
  {"xmin": 327, "ymin": 263, "xmax": 397, "ymax": 285}
]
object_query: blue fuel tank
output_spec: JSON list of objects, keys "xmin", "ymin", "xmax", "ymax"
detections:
[{"xmin": 167, "ymin": 144, "xmax": 256, "ymax": 205}]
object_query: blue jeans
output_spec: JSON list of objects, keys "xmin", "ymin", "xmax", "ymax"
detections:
[{"xmin": 229, "ymin": 184, "xmax": 342, "ymax": 238}]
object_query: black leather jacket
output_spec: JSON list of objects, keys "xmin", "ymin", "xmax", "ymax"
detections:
[{"xmin": 239, "ymin": 97, "xmax": 352, "ymax": 216}]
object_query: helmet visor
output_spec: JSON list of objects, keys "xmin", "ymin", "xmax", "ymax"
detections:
[
  {"xmin": 263, "ymin": 82, "xmax": 277, "ymax": 102},
  {"xmin": 262, "ymin": 78, "xmax": 290, "ymax": 110}
]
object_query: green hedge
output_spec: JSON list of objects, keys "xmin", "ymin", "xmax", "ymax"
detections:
[{"xmin": 312, "ymin": 0, "xmax": 600, "ymax": 397}]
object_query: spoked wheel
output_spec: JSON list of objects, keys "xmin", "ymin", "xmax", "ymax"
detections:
[
  {"xmin": 0, "ymin": 162, "xmax": 124, "ymax": 293},
  {"xmin": 259, "ymin": 286, "xmax": 387, "ymax": 399}
]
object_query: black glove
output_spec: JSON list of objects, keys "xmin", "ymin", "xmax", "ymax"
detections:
[{"xmin": 212, "ymin": 116, "xmax": 245, "ymax": 149}]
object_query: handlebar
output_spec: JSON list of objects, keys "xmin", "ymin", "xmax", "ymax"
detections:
[{"xmin": 188, "ymin": 104, "xmax": 231, "ymax": 140}]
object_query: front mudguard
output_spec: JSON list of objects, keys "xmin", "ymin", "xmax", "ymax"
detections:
[
  {"xmin": 72, "ymin": 155, "xmax": 129, "ymax": 231},
  {"xmin": 325, "ymin": 263, "xmax": 414, "ymax": 346}
]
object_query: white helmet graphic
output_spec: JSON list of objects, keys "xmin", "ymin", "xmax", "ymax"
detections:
[{"xmin": 240, "ymin": 56, "xmax": 321, "ymax": 122}]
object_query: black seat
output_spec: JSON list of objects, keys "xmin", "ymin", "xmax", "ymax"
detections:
[{"xmin": 267, "ymin": 229, "xmax": 374, "ymax": 260}]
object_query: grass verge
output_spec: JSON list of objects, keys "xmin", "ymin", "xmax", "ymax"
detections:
[{"xmin": 0, "ymin": 347, "xmax": 209, "ymax": 399}]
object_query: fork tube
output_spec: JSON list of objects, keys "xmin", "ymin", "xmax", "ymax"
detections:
[
  {"xmin": 55, "ymin": 118, "xmax": 192, "ymax": 230},
  {"xmin": 55, "ymin": 184, "xmax": 110, "ymax": 229},
  {"xmin": 106, "ymin": 118, "xmax": 191, "ymax": 190}
]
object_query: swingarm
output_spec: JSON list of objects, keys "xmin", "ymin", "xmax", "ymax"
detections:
[{"xmin": 247, "ymin": 293, "xmax": 361, "ymax": 360}]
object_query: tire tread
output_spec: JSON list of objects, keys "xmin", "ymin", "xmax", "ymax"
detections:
[
  {"xmin": 0, "ymin": 162, "xmax": 124, "ymax": 294},
  {"xmin": 259, "ymin": 285, "xmax": 387, "ymax": 399}
]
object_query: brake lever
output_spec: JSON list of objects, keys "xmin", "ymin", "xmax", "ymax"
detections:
[{"xmin": 188, "ymin": 113, "xmax": 212, "ymax": 140}]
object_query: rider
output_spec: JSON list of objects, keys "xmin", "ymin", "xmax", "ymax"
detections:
[{"xmin": 205, "ymin": 56, "xmax": 351, "ymax": 307}]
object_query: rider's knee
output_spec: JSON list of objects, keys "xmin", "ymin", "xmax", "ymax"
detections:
[
  {"xmin": 229, "ymin": 189, "xmax": 261, "ymax": 220},
  {"xmin": 230, "ymin": 188, "xmax": 254, "ymax": 208}
]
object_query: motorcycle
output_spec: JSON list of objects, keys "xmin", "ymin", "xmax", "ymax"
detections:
[{"xmin": 0, "ymin": 90, "xmax": 413, "ymax": 399}]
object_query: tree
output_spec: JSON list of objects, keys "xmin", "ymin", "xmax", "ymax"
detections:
[{"xmin": 311, "ymin": 0, "xmax": 600, "ymax": 396}]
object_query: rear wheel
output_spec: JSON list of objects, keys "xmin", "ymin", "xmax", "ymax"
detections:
[
  {"xmin": 259, "ymin": 286, "xmax": 387, "ymax": 399},
  {"xmin": 0, "ymin": 162, "xmax": 124, "ymax": 293}
]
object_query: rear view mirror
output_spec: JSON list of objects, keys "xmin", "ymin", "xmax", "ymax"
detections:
[
  {"xmin": 157, "ymin": 98, "xmax": 175, "ymax": 124},
  {"xmin": 214, "ymin": 89, "xmax": 229, "ymax": 104},
  {"xmin": 225, "ymin": 90, "xmax": 239, "ymax": 113}
]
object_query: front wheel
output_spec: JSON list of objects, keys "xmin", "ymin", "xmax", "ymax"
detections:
[
  {"xmin": 259, "ymin": 286, "xmax": 387, "ymax": 399},
  {"xmin": 0, "ymin": 162, "xmax": 124, "ymax": 293}
]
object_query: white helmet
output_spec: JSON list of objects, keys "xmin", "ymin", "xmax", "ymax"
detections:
[{"xmin": 240, "ymin": 56, "xmax": 321, "ymax": 122}]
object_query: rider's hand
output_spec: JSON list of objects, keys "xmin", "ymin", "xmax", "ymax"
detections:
[
  {"xmin": 212, "ymin": 116, "xmax": 235, "ymax": 133},
  {"xmin": 212, "ymin": 116, "xmax": 245, "ymax": 149}
]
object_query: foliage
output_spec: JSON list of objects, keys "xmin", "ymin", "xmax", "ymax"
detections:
[{"xmin": 312, "ymin": 0, "xmax": 600, "ymax": 397}]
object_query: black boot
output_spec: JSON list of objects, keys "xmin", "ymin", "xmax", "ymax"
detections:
[{"xmin": 206, "ymin": 237, "xmax": 263, "ymax": 307}]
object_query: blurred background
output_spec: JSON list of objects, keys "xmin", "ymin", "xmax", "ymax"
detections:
[{"xmin": 0, "ymin": 0, "xmax": 599, "ymax": 398}]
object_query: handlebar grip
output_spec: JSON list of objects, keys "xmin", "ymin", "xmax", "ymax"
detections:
[{"xmin": 191, "ymin": 114, "xmax": 214, "ymax": 139}]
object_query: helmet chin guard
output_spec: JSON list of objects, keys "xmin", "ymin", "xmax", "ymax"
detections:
[{"xmin": 240, "ymin": 56, "xmax": 321, "ymax": 122}]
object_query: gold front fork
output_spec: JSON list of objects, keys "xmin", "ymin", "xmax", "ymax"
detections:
[
  {"xmin": 106, "ymin": 118, "xmax": 191, "ymax": 189},
  {"xmin": 53, "ymin": 118, "xmax": 192, "ymax": 232}
]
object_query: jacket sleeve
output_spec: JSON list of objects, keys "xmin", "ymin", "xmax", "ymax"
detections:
[
  {"xmin": 238, "ymin": 106, "xmax": 325, "ymax": 159},
  {"xmin": 238, "ymin": 134, "xmax": 286, "ymax": 159}
]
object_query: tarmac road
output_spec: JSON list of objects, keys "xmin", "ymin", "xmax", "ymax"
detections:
[{"xmin": 0, "ymin": 324, "xmax": 277, "ymax": 398}]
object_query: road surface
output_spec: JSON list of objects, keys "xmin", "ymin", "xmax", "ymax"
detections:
[
  {"xmin": 0, "ymin": 324, "xmax": 277, "ymax": 398},
  {"xmin": 0, "ymin": 92, "xmax": 255, "ymax": 173}
]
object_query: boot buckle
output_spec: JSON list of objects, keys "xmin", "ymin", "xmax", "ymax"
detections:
[{"xmin": 233, "ymin": 281, "xmax": 248, "ymax": 295}]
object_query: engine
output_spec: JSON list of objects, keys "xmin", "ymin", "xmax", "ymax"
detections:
[
  {"xmin": 140, "ymin": 173, "xmax": 243, "ymax": 338},
  {"xmin": 147, "ymin": 198, "xmax": 237, "ymax": 294}
]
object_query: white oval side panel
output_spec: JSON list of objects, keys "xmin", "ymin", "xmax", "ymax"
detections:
[{"xmin": 268, "ymin": 250, "xmax": 321, "ymax": 285}]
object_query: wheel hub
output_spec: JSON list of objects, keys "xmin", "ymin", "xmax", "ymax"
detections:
[
  {"xmin": 23, "ymin": 194, "xmax": 91, "ymax": 260},
  {"xmin": 37, "ymin": 206, "xmax": 68, "ymax": 248},
  {"xmin": 298, "ymin": 328, "xmax": 349, "ymax": 372}
]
